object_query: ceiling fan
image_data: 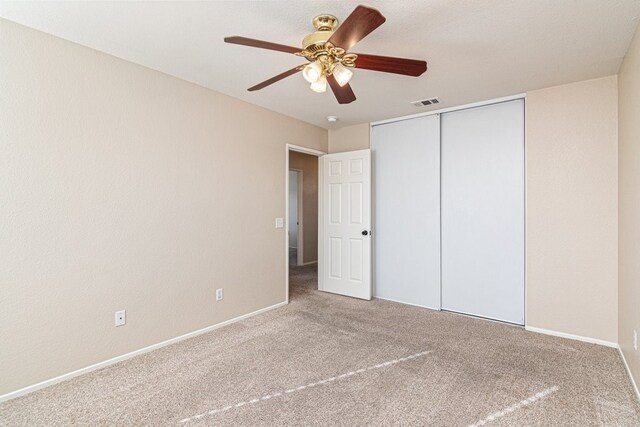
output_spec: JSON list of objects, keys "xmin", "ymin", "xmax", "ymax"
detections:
[{"xmin": 224, "ymin": 5, "xmax": 427, "ymax": 104}]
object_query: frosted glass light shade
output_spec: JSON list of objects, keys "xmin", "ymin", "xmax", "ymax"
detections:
[
  {"xmin": 332, "ymin": 63, "xmax": 353, "ymax": 87},
  {"xmin": 303, "ymin": 61, "xmax": 323, "ymax": 83},
  {"xmin": 310, "ymin": 75, "xmax": 327, "ymax": 93}
]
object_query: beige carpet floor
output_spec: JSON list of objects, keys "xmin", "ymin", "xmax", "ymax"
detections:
[{"xmin": 1, "ymin": 264, "xmax": 639, "ymax": 426}]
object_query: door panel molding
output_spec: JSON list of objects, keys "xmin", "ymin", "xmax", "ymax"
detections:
[{"xmin": 319, "ymin": 149, "xmax": 372, "ymax": 300}]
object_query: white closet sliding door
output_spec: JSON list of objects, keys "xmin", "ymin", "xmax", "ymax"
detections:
[
  {"xmin": 440, "ymin": 100, "xmax": 525, "ymax": 324},
  {"xmin": 372, "ymin": 115, "xmax": 440, "ymax": 309}
]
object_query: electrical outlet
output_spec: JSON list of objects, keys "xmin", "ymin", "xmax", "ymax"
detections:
[
  {"xmin": 275, "ymin": 217, "xmax": 284, "ymax": 229},
  {"xmin": 115, "ymin": 310, "xmax": 126, "ymax": 327},
  {"xmin": 634, "ymin": 330, "xmax": 638, "ymax": 351},
  {"xmin": 216, "ymin": 288, "xmax": 224, "ymax": 302}
]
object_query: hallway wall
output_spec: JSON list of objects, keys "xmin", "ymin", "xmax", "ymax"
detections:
[{"xmin": 289, "ymin": 152, "xmax": 319, "ymax": 264}]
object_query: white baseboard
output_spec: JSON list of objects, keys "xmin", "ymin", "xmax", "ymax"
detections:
[
  {"xmin": 525, "ymin": 326, "xmax": 618, "ymax": 348},
  {"xmin": 301, "ymin": 260, "xmax": 317, "ymax": 266},
  {"xmin": 0, "ymin": 301, "xmax": 288, "ymax": 403},
  {"xmin": 618, "ymin": 347, "xmax": 640, "ymax": 402},
  {"xmin": 374, "ymin": 296, "xmax": 440, "ymax": 311}
]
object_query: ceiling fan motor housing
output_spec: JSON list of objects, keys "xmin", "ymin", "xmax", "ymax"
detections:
[{"xmin": 303, "ymin": 14, "xmax": 338, "ymax": 53}]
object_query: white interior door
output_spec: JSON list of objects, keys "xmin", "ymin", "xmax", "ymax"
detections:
[
  {"xmin": 441, "ymin": 99, "xmax": 525, "ymax": 325},
  {"xmin": 372, "ymin": 115, "xmax": 441, "ymax": 309},
  {"xmin": 319, "ymin": 149, "xmax": 372, "ymax": 300}
]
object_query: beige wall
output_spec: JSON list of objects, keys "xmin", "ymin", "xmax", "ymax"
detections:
[
  {"xmin": 289, "ymin": 151, "xmax": 319, "ymax": 264},
  {"xmin": 328, "ymin": 123, "xmax": 370, "ymax": 153},
  {"xmin": 618, "ymin": 25, "xmax": 640, "ymax": 391},
  {"xmin": 330, "ymin": 85, "xmax": 621, "ymax": 344},
  {"xmin": 0, "ymin": 19, "xmax": 327, "ymax": 395},
  {"xmin": 526, "ymin": 76, "xmax": 618, "ymax": 343}
]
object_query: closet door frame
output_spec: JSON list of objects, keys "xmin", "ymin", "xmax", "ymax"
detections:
[{"xmin": 369, "ymin": 94, "xmax": 527, "ymax": 326}]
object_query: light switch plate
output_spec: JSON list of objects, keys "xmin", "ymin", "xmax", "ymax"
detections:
[{"xmin": 275, "ymin": 217, "xmax": 284, "ymax": 228}]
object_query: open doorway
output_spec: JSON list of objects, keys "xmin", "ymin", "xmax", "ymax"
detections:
[
  {"xmin": 286, "ymin": 145, "xmax": 324, "ymax": 302},
  {"xmin": 288, "ymin": 169, "xmax": 303, "ymax": 266}
]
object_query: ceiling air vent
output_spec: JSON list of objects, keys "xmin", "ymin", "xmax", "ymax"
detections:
[{"xmin": 411, "ymin": 98, "xmax": 440, "ymax": 107}]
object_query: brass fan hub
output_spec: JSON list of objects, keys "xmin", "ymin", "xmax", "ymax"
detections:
[
  {"xmin": 302, "ymin": 14, "xmax": 338, "ymax": 51},
  {"xmin": 298, "ymin": 14, "xmax": 357, "ymax": 73},
  {"xmin": 312, "ymin": 14, "xmax": 338, "ymax": 31}
]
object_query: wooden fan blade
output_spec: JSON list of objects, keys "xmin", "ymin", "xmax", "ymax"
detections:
[
  {"xmin": 224, "ymin": 36, "xmax": 300, "ymax": 54},
  {"xmin": 353, "ymin": 53, "xmax": 427, "ymax": 77},
  {"xmin": 327, "ymin": 74, "xmax": 356, "ymax": 104},
  {"xmin": 248, "ymin": 65, "xmax": 305, "ymax": 91},
  {"xmin": 328, "ymin": 5, "xmax": 386, "ymax": 51}
]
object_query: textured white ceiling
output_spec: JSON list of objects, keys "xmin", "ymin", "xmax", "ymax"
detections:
[{"xmin": 1, "ymin": 1, "xmax": 639, "ymax": 129}]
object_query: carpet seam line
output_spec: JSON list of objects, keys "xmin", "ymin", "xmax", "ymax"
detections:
[{"xmin": 178, "ymin": 350, "xmax": 433, "ymax": 424}]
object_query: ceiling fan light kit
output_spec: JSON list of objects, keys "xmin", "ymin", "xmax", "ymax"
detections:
[
  {"xmin": 332, "ymin": 63, "xmax": 353, "ymax": 87},
  {"xmin": 310, "ymin": 75, "xmax": 328, "ymax": 93},
  {"xmin": 224, "ymin": 5, "xmax": 427, "ymax": 104},
  {"xmin": 302, "ymin": 60, "xmax": 323, "ymax": 83}
]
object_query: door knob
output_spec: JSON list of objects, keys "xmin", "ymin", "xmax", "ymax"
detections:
[{"xmin": 362, "ymin": 230, "xmax": 369, "ymax": 236}]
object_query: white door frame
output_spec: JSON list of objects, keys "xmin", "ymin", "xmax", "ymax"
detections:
[
  {"xmin": 289, "ymin": 168, "xmax": 304, "ymax": 266},
  {"xmin": 285, "ymin": 144, "xmax": 325, "ymax": 303}
]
